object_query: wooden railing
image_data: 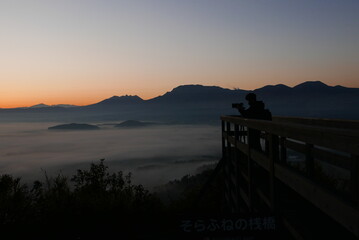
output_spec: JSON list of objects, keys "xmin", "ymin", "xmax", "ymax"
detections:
[{"xmin": 221, "ymin": 115, "xmax": 359, "ymax": 239}]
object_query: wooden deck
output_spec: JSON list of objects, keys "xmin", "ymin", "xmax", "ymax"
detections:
[{"xmin": 221, "ymin": 115, "xmax": 359, "ymax": 239}]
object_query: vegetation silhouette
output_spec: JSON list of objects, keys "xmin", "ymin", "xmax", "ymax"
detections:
[
  {"xmin": 0, "ymin": 159, "xmax": 220, "ymax": 239},
  {"xmin": 0, "ymin": 159, "xmax": 352, "ymax": 239}
]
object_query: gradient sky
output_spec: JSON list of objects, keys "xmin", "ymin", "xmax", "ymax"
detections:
[{"xmin": 1, "ymin": 0, "xmax": 358, "ymax": 108}]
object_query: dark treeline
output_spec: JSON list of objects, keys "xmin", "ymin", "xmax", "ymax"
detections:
[
  {"xmin": 0, "ymin": 159, "xmax": 221, "ymax": 239},
  {"xmin": 3, "ymin": 159, "xmax": 352, "ymax": 239}
]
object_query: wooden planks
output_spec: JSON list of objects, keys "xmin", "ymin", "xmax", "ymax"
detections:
[{"xmin": 274, "ymin": 163, "xmax": 359, "ymax": 237}]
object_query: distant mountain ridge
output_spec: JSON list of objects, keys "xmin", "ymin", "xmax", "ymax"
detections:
[
  {"xmin": 149, "ymin": 85, "xmax": 245, "ymax": 103},
  {"xmin": 94, "ymin": 95, "xmax": 143, "ymax": 105},
  {"xmin": 9, "ymin": 81, "xmax": 358, "ymax": 108},
  {"xmin": 1, "ymin": 81, "xmax": 359, "ymax": 122},
  {"xmin": 29, "ymin": 103, "xmax": 78, "ymax": 108},
  {"xmin": 94, "ymin": 81, "xmax": 358, "ymax": 106}
]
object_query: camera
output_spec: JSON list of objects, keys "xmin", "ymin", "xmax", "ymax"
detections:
[{"xmin": 232, "ymin": 103, "xmax": 244, "ymax": 109}]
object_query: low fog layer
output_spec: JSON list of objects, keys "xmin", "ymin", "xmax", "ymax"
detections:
[{"xmin": 0, "ymin": 122, "xmax": 221, "ymax": 189}]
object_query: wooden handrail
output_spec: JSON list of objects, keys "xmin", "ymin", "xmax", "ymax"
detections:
[
  {"xmin": 273, "ymin": 116, "xmax": 359, "ymax": 130},
  {"xmin": 221, "ymin": 115, "xmax": 359, "ymax": 155},
  {"xmin": 220, "ymin": 115, "xmax": 359, "ymax": 238}
]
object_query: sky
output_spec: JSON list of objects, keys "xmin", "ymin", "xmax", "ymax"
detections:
[{"xmin": 1, "ymin": 0, "xmax": 358, "ymax": 108}]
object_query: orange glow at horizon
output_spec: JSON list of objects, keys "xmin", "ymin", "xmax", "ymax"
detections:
[
  {"xmin": 2, "ymin": 57, "xmax": 359, "ymax": 108},
  {"xmin": 2, "ymin": 57, "xmax": 359, "ymax": 109},
  {"xmin": 2, "ymin": 74, "xmax": 359, "ymax": 109}
]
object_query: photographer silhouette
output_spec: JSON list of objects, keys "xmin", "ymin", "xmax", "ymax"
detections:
[
  {"xmin": 233, "ymin": 93, "xmax": 272, "ymax": 151},
  {"xmin": 233, "ymin": 93, "xmax": 271, "ymax": 120}
]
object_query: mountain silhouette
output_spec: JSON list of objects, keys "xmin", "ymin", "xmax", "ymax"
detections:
[
  {"xmin": 94, "ymin": 95, "xmax": 143, "ymax": 105},
  {"xmin": 48, "ymin": 123, "xmax": 100, "ymax": 130},
  {"xmin": 294, "ymin": 80, "xmax": 329, "ymax": 89},
  {"xmin": 256, "ymin": 83, "xmax": 291, "ymax": 92},
  {"xmin": 114, "ymin": 120, "xmax": 155, "ymax": 128},
  {"xmin": 149, "ymin": 85, "xmax": 245, "ymax": 103},
  {"xmin": 29, "ymin": 103, "xmax": 77, "ymax": 108},
  {"xmin": 30, "ymin": 103, "xmax": 50, "ymax": 108},
  {"xmin": 1, "ymin": 81, "xmax": 359, "ymax": 123}
]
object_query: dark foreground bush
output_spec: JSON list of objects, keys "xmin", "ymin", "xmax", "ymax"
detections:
[
  {"xmin": 0, "ymin": 160, "xmax": 221, "ymax": 240},
  {"xmin": 0, "ymin": 160, "xmax": 171, "ymax": 239}
]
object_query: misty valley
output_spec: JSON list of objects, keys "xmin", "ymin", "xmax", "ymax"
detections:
[
  {"xmin": 0, "ymin": 120, "xmax": 225, "ymax": 238},
  {"xmin": 0, "ymin": 121, "xmax": 221, "ymax": 189}
]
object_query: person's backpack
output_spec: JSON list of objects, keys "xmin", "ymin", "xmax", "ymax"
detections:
[{"xmin": 262, "ymin": 109, "xmax": 272, "ymax": 121}]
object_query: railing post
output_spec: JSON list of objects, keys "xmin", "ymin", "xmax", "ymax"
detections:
[
  {"xmin": 247, "ymin": 125, "xmax": 253, "ymax": 212},
  {"xmin": 222, "ymin": 120, "xmax": 226, "ymax": 160},
  {"xmin": 269, "ymin": 133, "xmax": 279, "ymax": 212},
  {"xmin": 234, "ymin": 124, "xmax": 239, "ymax": 142},
  {"xmin": 350, "ymin": 154, "xmax": 359, "ymax": 208},
  {"xmin": 225, "ymin": 121, "xmax": 236, "ymax": 213},
  {"xmin": 234, "ymin": 124, "xmax": 240, "ymax": 213},
  {"xmin": 305, "ymin": 143, "xmax": 314, "ymax": 178},
  {"xmin": 280, "ymin": 137, "xmax": 287, "ymax": 164},
  {"xmin": 226, "ymin": 122, "xmax": 231, "ymax": 156},
  {"xmin": 351, "ymin": 155, "xmax": 359, "ymax": 239}
]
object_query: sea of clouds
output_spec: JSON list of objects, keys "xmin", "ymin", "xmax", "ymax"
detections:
[{"xmin": 0, "ymin": 122, "xmax": 221, "ymax": 189}]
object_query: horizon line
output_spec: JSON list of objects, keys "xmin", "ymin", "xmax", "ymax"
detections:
[{"xmin": 1, "ymin": 80, "xmax": 355, "ymax": 109}]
